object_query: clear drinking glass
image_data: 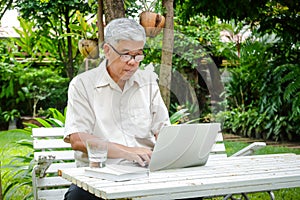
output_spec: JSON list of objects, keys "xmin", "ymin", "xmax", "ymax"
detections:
[{"xmin": 86, "ymin": 138, "xmax": 108, "ymax": 168}]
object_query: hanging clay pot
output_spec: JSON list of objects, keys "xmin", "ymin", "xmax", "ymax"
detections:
[
  {"xmin": 139, "ymin": 11, "xmax": 165, "ymax": 38},
  {"xmin": 78, "ymin": 39, "xmax": 99, "ymax": 59}
]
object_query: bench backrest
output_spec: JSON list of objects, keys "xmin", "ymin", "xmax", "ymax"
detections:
[
  {"xmin": 209, "ymin": 129, "xmax": 228, "ymax": 160},
  {"xmin": 32, "ymin": 127, "xmax": 75, "ymax": 200}
]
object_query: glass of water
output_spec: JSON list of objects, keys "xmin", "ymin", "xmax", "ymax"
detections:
[{"xmin": 86, "ymin": 138, "xmax": 108, "ymax": 168}]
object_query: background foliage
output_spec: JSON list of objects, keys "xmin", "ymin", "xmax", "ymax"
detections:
[
  {"xmin": 221, "ymin": 28, "xmax": 300, "ymax": 141},
  {"xmin": 171, "ymin": 0, "xmax": 300, "ymax": 141},
  {"xmin": 0, "ymin": 0, "xmax": 299, "ymax": 140},
  {"xmin": 0, "ymin": 19, "xmax": 69, "ymax": 123}
]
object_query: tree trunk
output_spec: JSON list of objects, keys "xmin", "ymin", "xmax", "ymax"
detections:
[
  {"xmin": 97, "ymin": 0, "xmax": 104, "ymax": 44},
  {"xmin": 65, "ymin": 6, "xmax": 74, "ymax": 79},
  {"xmin": 159, "ymin": 0, "xmax": 174, "ymax": 109},
  {"xmin": 103, "ymin": 0, "xmax": 125, "ymax": 24}
]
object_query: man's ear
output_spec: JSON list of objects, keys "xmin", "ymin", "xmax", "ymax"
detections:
[{"xmin": 103, "ymin": 43, "xmax": 110, "ymax": 59}]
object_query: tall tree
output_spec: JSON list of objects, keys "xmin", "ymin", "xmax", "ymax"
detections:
[
  {"xmin": 97, "ymin": 0, "xmax": 104, "ymax": 43},
  {"xmin": 103, "ymin": 0, "xmax": 125, "ymax": 23},
  {"xmin": 160, "ymin": 0, "xmax": 174, "ymax": 109}
]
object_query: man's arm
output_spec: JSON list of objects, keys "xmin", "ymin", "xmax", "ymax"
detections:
[{"xmin": 69, "ymin": 133, "xmax": 151, "ymax": 166}]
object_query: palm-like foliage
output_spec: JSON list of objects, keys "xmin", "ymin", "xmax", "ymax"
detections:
[
  {"xmin": 281, "ymin": 64, "xmax": 300, "ymax": 118},
  {"xmin": 2, "ymin": 131, "xmax": 33, "ymax": 199}
]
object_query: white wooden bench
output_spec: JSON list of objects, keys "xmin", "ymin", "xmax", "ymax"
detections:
[
  {"xmin": 32, "ymin": 127, "xmax": 76, "ymax": 200},
  {"xmin": 210, "ymin": 130, "xmax": 267, "ymax": 158},
  {"xmin": 32, "ymin": 126, "xmax": 267, "ymax": 200}
]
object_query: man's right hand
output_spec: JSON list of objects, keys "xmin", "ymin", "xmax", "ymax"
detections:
[{"xmin": 121, "ymin": 146, "xmax": 152, "ymax": 167}]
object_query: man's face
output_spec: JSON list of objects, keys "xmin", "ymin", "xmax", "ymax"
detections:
[{"xmin": 104, "ymin": 40, "xmax": 144, "ymax": 83}]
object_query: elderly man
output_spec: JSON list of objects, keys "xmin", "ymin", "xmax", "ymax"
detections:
[{"xmin": 63, "ymin": 18, "xmax": 170, "ymax": 200}]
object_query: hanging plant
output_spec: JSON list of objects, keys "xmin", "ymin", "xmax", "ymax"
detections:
[
  {"xmin": 63, "ymin": 11, "xmax": 99, "ymax": 59},
  {"xmin": 139, "ymin": 0, "xmax": 165, "ymax": 38},
  {"xmin": 77, "ymin": 39, "xmax": 99, "ymax": 59}
]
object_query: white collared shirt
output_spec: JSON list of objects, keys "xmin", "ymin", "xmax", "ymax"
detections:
[{"xmin": 64, "ymin": 60, "xmax": 170, "ymax": 167}]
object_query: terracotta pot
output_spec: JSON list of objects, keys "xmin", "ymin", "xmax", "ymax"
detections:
[
  {"xmin": 78, "ymin": 39, "xmax": 99, "ymax": 59},
  {"xmin": 139, "ymin": 11, "xmax": 165, "ymax": 37}
]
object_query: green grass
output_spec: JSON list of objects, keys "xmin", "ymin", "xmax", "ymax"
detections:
[
  {"xmin": 225, "ymin": 141, "xmax": 300, "ymax": 156},
  {"xmin": 0, "ymin": 130, "xmax": 32, "ymax": 200},
  {"xmin": 1, "ymin": 131, "xmax": 300, "ymax": 200}
]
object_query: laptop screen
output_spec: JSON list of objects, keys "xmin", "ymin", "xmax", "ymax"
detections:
[{"xmin": 149, "ymin": 123, "xmax": 220, "ymax": 172}]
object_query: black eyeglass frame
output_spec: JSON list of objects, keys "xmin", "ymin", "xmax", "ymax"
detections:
[{"xmin": 107, "ymin": 43, "xmax": 145, "ymax": 63}]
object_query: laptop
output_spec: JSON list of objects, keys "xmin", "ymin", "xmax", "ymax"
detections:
[{"xmin": 149, "ymin": 123, "xmax": 220, "ymax": 172}]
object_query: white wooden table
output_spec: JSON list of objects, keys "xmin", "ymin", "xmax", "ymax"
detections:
[{"xmin": 59, "ymin": 154, "xmax": 300, "ymax": 199}]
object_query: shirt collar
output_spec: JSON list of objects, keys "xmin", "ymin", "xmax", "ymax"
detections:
[{"xmin": 95, "ymin": 59, "xmax": 112, "ymax": 88}]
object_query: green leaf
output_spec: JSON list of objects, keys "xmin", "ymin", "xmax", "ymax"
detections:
[
  {"xmin": 169, "ymin": 109, "xmax": 190, "ymax": 124},
  {"xmin": 68, "ymin": 24, "xmax": 82, "ymax": 31},
  {"xmin": 47, "ymin": 118, "xmax": 64, "ymax": 127},
  {"xmin": 34, "ymin": 118, "xmax": 52, "ymax": 127},
  {"xmin": 49, "ymin": 108, "xmax": 65, "ymax": 123}
]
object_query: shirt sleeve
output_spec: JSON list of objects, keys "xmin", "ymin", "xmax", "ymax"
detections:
[{"xmin": 64, "ymin": 76, "xmax": 95, "ymax": 142}]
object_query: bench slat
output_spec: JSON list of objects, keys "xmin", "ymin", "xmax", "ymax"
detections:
[
  {"xmin": 38, "ymin": 188, "xmax": 68, "ymax": 200},
  {"xmin": 210, "ymin": 143, "xmax": 226, "ymax": 154},
  {"xmin": 34, "ymin": 150, "xmax": 74, "ymax": 161},
  {"xmin": 32, "ymin": 127, "xmax": 65, "ymax": 137},
  {"xmin": 207, "ymin": 154, "xmax": 228, "ymax": 162},
  {"xmin": 47, "ymin": 163, "xmax": 77, "ymax": 174},
  {"xmin": 37, "ymin": 176, "xmax": 71, "ymax": 188},
  {"xmin": 215, "ymin": 132, "xmax": 223, "ymax": 142},
  {"xmin": 33, "ymin": 139, "xmax": 71, "ymax": 149},
  {"xmin": 231, "ymin": 142, "xmax": 266, "ymax": 157}
]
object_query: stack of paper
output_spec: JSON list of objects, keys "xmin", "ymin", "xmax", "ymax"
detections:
[{"xmin": 84, "ymin": 164, "xmax": 149, "ymax": 182}]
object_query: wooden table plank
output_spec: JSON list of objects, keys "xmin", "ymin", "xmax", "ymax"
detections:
[{"xmin": 59, "ymin": 154, "xmax": 300, "ymax": 200}]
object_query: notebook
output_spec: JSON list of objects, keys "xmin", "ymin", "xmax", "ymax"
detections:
[
  {"xmin": 149, "ymin": 123, "xmax": 220, "ymax": 172},
  {"xmin": 84, "ymin": 164, "xmax": 149, "ymax": 182}
]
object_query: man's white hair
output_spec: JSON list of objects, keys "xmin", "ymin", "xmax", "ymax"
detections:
[{"xmin": 104, "ymin": 18, "xmax": 146, "ymax": 46}]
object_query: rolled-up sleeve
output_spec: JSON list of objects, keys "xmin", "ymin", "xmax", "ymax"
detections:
[{"xmin": 64, "ymin": 76, "xmax": 95, "ymax": 142}]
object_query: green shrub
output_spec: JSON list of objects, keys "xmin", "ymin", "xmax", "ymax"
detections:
[{"xmin": 222, "ymin": 32, "xmax": 300, "ymax": 141}]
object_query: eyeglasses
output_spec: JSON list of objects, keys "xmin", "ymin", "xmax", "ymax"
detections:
[{"xmin": 108, "ymin": 44, "xmax": 145, "ymax": 63}]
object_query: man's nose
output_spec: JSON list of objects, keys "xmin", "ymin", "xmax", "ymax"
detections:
[{"xmin": 127, "ymin": 57, "xmax": 138, "ymax": 65}]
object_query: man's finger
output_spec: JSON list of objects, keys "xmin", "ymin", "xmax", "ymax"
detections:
[{"xmin": 140, "ymin": 154, "xmax": 151, "ymax": 163}]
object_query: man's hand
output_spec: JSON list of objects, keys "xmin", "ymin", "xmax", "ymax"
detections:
[{"xmin": 122, "ymin": 146, "xmax": 152, "ymax": 167}]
